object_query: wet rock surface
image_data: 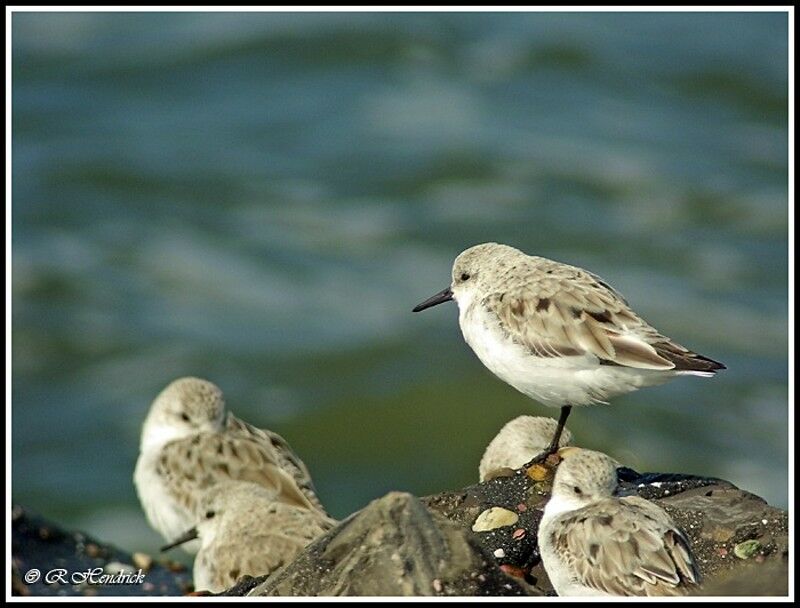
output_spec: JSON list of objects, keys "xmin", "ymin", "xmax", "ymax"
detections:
[
  {"xmin": 653, "ymin": 482, "xmax": 789, "ymax": 593},
  {"xmin": 249, "ymin": 491, "xmax": 535, "ymax": 596},
  {"xmin": 245, "ymin": 466, "xmax": 788, "ymax": 597},
  {"xmin": 422, "ymin": 467, "xmax": 547, "ymax": 588},
  {"xmin": 12, "ymin": 467, "xmax": 789, "ymax": 597},
  {"xmin": 11, "ymin": 505, "xmax": 193, "ymax": 597}
]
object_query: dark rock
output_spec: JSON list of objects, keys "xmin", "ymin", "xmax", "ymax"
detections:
[
  {"xmin": 217, "ymin": 574, "xmax": 266, "ymax": 596},
  {"xmin": 653, "ymin": 482, "xmax": 789, "ymax": 596},
  {"xmin": 11, "ymin": 467, "xmax": 789, "ymax": 597},
  {"xmin": 244, "ymin": 467, "xmax": 788, "ymax": 597},
  {"xmin": 696, "ymin": 561, "xmax": 789, "ymax": 596},
  {"xmin": 422, "ymin": 468, "xmax": 547, "ymax": 585},
  {"xmin": 11, "ymin": 505, "xmax": 193, "ymax": 597},
  {"xmin": 250, "ymin": 491, "xmax": 535, "ymax": 596}
]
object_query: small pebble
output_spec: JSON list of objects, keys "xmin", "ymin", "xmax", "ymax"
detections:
[
  {"xmin": 512, "ymin": 528, "xmax": 526, "ymax": 540},
  {"xmin": 516, "ymin": 503, "xmax": 527, "ymax": 513},
  {"xmin": 168, "ymin": 561, "xmax": 187, "ymax": 573},
  {"xmin": 526, "ymin": 464, "xmax": 550, "ymax": 482},
  {"xmin": 493, "ymin": 548, "xmax": 506, "ymax": 558},
  {"xmin": 499, "ymin": 564, "xmax": 527, "ymax": 578},
  {"xmin": 84, "ymin": 543, "xmax": 101, "ymax": 558},
  {"xmin": 733, "ymin": 540, "xmax": 762, "ymax": 560},
  {"xmin": 432, "ymin": 579, "xmax": 443, "ymax": 593},
  {"xmin": 132, "ymin": 552, "xmax": 153, "ymax": 571},
  {"xmin": 472, "ymin": 507, "xmax": 519, "ymax": 532}
]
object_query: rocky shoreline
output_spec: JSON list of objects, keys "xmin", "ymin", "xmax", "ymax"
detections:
[
  {"xmin": 12, "ymin": 466, "xmax": 788, "ymax": 597},
  {"xmin": 11, "ymin": 505, "xmax": 193, "ymax": 597}
]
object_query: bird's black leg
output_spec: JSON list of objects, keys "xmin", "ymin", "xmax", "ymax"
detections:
[
  {"xmin": 521, "ymin": 405, "xmax": 572, "ymax": 469},
  {"xmin": 547, "ymin": 405, "xmax": 572, "ymax": 453}
]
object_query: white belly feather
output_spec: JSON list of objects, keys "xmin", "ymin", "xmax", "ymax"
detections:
[
  {"xmin": 133, "ymin": 451, "xmax": 200, "ymax": 553},
  {"xmin": 458, "ymin": 303, "xmax": 672, "ymax": 407}
]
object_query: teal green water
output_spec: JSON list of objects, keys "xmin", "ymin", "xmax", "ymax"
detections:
[{"xmin": 12, "ymin": 12, "xmax": 788, "ymax": 557}]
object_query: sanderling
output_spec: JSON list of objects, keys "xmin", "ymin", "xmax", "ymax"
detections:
[
  {"xmin": 413, "ymin": 243, "xmax": 724, "ymax": 464},
  {"xmin": 538, "ymin": 447, "xmax": 701, "ymax": 596},
  {"xmin": 134, "ymin": 377, "xmax": 327, "ymax": 553},
  {"xmin": 479, "ymin": 416, "xmax": 573, "ymax": 481},
  {"xmin": 162, "ymin": 480, "xmax": 335, "ymax": 593}
]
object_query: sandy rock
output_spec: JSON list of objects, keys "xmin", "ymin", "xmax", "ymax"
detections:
[
  {"xmin": 244, "ymin": 470, "xmax": 787, "ymax": 597},
  {"xmin": 248, "ymin": 491, "xmax": 535, "ymax": 597},
  {"xmin": 11, "ymin": 468, "xmax": 789, "ymax": 597}
]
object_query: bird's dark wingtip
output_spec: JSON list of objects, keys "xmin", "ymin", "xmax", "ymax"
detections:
[
  {"xmin": 654, "ymin": 341, "xmax": 726, "ymax": 373},
  {"xmin": 701, "ymin": 355, "xmax": 726, "ymax": 371}
]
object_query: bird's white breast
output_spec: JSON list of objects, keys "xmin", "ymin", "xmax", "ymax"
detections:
[
  {"xmin": 133, "ymin": 449, "xmax": 200, "ymax": 553},
  {"xmin": 457, "ymin": 301, "xmax": 671, "ymax": 407}
]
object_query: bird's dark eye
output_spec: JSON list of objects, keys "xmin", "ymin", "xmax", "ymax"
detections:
[
  {"xmin": 181, "ymin": 413, "xmax": 190, "ymax": 422},
  {"xmin": 460, "ymin": 273, "xmax": 471, "ymax": 281},
  {"xmin": 573, "ymin": 486, "xmax": 583, "ymax": 495},
  {"xmin": 205, "ymin": 510, "xmax": 216, "ymax": 519}
]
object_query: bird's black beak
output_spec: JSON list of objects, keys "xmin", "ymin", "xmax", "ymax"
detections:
[
  {"xmin": 412, "ymin": 287, "xmax": 454, "ymax": 312},
  {"xmin": 160, "ymin": 527, "xmax": 198, "ymax": 552}
]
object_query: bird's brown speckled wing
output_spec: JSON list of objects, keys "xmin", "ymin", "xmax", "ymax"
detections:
[
  {"xmin": 485, "ymin": 258, "xmax": 724, "ymax": 372},
  {"xmin": 156, "ymin": 433, "xmax": 314, "ymax": 515},
  {"xmin": 550, "ymin": 497, "xmax": 701, "ymax": 596},
  {"xmin": 225, "ymin": 415, "xmax": 328, "ymax": 514}
]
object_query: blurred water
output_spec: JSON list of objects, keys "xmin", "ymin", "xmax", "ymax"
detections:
[{"xmin": 12, "ymin": 11, "xmax": 788, "ymax": 556}]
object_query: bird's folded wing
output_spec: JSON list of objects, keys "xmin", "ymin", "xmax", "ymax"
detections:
[
  {"xmin": 486, "ymin": 271, "xmax": 677, "ymax": 370},
  {"xmin": 554, "ymin": 498, "xmax": 701, "ymax": 596},
  {"xmin": 157, "ymin": 434, "xmax": 314, "ymax": 513},
  {"xmin": 225, "ymin": 414, "xmax": 327, "ymax": 514}
]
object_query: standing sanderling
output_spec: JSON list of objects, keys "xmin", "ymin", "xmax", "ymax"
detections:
[
  {"xmin": 413, "ymin": 243, "xmax": 724, "ymax": 465},
  {"xmin": 134, "ymin": 377, "xmax": 327, "ymax": 552},
  {"xmin": 479, "ymin": 416, "xmax": 573, "ymax": 481},
  {"xmin": 538, "ymin": 447, "xmax": 701, "ymax": 596},
  {"xmin": 162, "ymin": 480, "xmax": 335, "ymax": 593}
]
